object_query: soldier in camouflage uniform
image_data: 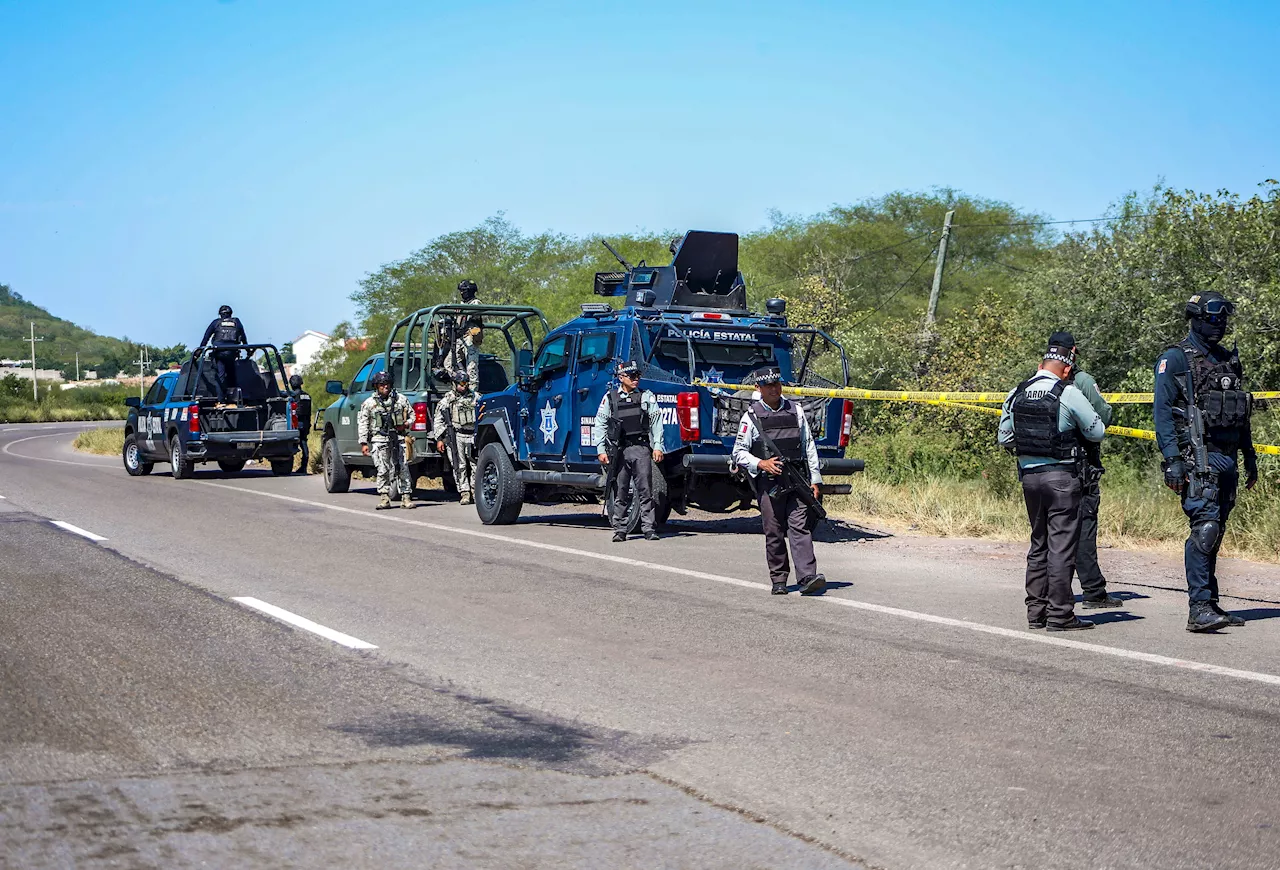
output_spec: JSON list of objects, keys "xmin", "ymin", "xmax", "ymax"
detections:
[
  {"xmin": 359, "ymin": 370, "xmax": 414, "ymax": 510},
  {"xmin": 443, "ymin": 322, "xmax": 483, "ymax": 393},
  {"xmin": 435, "ymin": 369, "xmax": 478, "ymax": 504}
]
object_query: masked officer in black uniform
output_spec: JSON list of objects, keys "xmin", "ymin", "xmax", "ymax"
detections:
[
  {"xmin": 200, "ymin": 305, "xmax": 247, "ymax": 399},
  {"xmin": 289, "ymin": 373, "xmax": 312, "ymax": 473},
  {"xmin": 731, "ymin": 366, "xmax": 826, "ymax": 596},
  {"xmin": 592, "ymin": 360, "xmax": 665, "ymax": 542},
  {"xmin": 1154, "ymin": 291, "xmax": 1258, "ymax": 633},
  {"xmin": 458, "ymin": 279, "xmax": 479, "ymax": 303},
  {"xmin": 998, "ymin": 333, "xmax": 1106, "ymax": 630}
]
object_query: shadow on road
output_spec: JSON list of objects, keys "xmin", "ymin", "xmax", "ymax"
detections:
[
  {"xmin": 1230, "ymin": 607, "xmax": 1280, "ymax": 622},
  {"xmin": 1081, "ymin": 611, "xmax": 1144, "ymax": 626}
]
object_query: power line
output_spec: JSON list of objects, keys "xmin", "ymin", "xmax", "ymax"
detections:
[
  {"xmin": 846, "ymin": 245, "xmax": 939, "ymax": 330},
  {"xmin": 951, "ymin": 213, "xmax": 1154, "ymax": 229},
  {"xmin": 753, "ymin": 230, "xmax": 937, "ymax": 293}
]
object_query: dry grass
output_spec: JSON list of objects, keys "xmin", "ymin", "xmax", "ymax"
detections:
[
  {"xmin": 830, "ymin": 474, "xmax": 1279, "ymax": 564},
  {"xmin": 73, "ymin": 425, "xmax": 126, "ymax": 456},
  {"xmin": 0, "ymin": 406, "xmax": 126, "ymax": 423}
]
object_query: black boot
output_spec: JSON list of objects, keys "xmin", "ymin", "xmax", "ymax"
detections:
[
  {"xmin": 771, "ymin": 582, "xmax": 789, "ymax": 595},
  {"xmin": 798, "ymin": 574, "xmax": 827, "ymax": 595},
  {"xmin": 611, "ymin": 531, "xmax": 626, "ymax": 543},
  {"xmin": 1210, "ymin": 601, "xmax": 1246, "ymax": 626},
  {"xmin": 1186, "ymin": 602, "xmax": 1231, "ymax": 633},
  {"xmin": 1047, "ymin": 616, "xmax": 1095, "ymax": 632},
  {"xmin": 1081, "ymin": 594, "xmax": 1123, "ymax": 609}
]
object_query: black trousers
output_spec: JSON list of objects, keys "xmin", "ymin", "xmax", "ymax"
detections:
[
  {"xmin": 611, "ymin": 444, "xmax": 656, "ymax": 534},
  {"xmin": 1021, "ymin": 468, "xmax": 1083, "ymax": 625},
  {"xmin": 756, "ymin": 477, "xmax": 818, "ymax": 585},
  {"xmin": 1074, "ymin": 474, "xmax": 1107, "ymax": 599},
  {"xmin": 297, "ymin": 425, "xmax": 310, "ymax": 472},
  {"xmin": 212, "ymin": 350, "xmax": 238, "ymax": 398}
]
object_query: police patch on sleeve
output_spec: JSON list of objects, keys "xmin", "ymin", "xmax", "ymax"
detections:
[{"xmin": 1158, "ymin": 359, "xmax": 1167, "ymax": 374}]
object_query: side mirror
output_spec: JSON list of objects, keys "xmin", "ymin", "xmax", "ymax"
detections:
[
  {"xmin": 515, "ymin": 349, "xmax": 536, "ymax": 388},
  {"xmin": 325, "ymin": 380, "xmax": 346, "ymax": 396},
  {"xmin": 124, "ymin": 396, "xmax": 141, "ymax": 408}
]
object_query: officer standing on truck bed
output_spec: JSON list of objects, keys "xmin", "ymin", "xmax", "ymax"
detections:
[
  {"xmin": 998, "ymin": 332, "xmax": 1105, "ymax": 631},
  {"xmin": 731, "ymin": 366, "xmax": 826, "ymax": 596},
  {"xmin": 200, "ymin": 305, "xmax": 247, "ymax": 400},
  {"xmin": 359, "ymin": 370, "xmax": 414, "ymax": 510},
  {"xmin": 593, "ymin": 360, "xmax": 664, "ymax": 542},
  {"xmin": 435, "ymin": 369, "xmax": 478, "ymax": 505},
  {"xmin": 1154, "ymin": 291, "xmax": 1258, "ymax": 633},
  {"xmin": 289, "ymin": 373, "xmax": 311, "ymax": 474}
]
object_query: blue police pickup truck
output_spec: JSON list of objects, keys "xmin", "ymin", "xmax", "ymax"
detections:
[
  {"xmin": 471, "ymin": 230, "xmax": 863, "ymax": 530},
  {"xmin": 121, "ymin": 344, "xmax": 301, "ymax": 479}
]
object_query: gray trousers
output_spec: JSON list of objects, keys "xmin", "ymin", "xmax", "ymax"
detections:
[
  {"xmin": 1074, "ymin": 475, "xmax": 1107, "ymax": 599},
  {"xmin": 611, "ymin": 444, "xmax": 656, "ymax": 534},
  {"xmin": 756, "ymin": 477, "xmax": 818, "ymax": 585},
  {"xmin": 446, "ymin": 431, "xmax": 475, "ymax": 494},
  {"xmin": 1022, "ymin": 468, "xmax": 1083, "ymax": 625}
]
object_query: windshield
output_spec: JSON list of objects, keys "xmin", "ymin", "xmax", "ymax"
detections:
[{"xmin": 654, "ymin": 339, "xmax": 775, "ymax": 368}]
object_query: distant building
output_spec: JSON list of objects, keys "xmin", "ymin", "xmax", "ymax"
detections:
[{"xmin": 291, "ymin": 330, "xmax": 334, "ymax": 373}]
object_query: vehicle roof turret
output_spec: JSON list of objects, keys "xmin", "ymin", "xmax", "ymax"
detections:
[{"xmin": 594, "ymin": 231, "xmax": 748, "ymax": 314}]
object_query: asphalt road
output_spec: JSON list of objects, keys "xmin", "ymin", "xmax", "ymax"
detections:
[{"xmin": 3, "ymin": 421, "xmax": 1280, "ymax": 869}]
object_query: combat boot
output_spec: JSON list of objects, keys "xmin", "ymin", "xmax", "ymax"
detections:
[
  {"xmin": 771, "ymin": 582, "xmax": 789, "ymax": 595},
  {"xmin": 459, "ymin": 492, "xmax": 474, "ymax": 505},
  {"xmin": 400, "ymin": 495, "xmax": 414, "ymax": 510},
  {"xmin": 1081, "ymin": 594, "xmax": 1123, "ymax": 609},
  {"xmin": 1210, "ymin": 601, "xmax": 1246, "ymax": 626},
  {"xmin": 1186, "ymin": 602, "xmax": 1231, "ymax": 633},
  {"xmin": 611, "ymin": 531, "xmax": 626, "ymax": 543},
  {"xmin": 376, "ymin": 494, "xmax": 393, "ymax": 510},
  {"xmin": 798, "ymin": 574, "xmax": 827, "ymax": 596}
]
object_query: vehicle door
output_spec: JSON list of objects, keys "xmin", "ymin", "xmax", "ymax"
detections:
[
  {"xmin": 571, "ymin": 329, "xmax": 621, "ymax": 465},
  {"xmin": 529, "ymin": 333, "xmax": 574, "ymax": 460},
  {"xmin": 139, "ymin": 376, "xmax": 172, "ymax": 456},
  {"xmin": 338, "ymin": 357, "xmax": 384, "ymax": 459}
]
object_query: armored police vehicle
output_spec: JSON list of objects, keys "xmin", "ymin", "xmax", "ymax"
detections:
[
  {"xmin": 121, "ymin": 344, "xmax": 300, "ymax": 478},
  {"xmin": 319, "ymin": 305, "xmax": 548, "ymax": 494},
  {"xmin": 471, "ymin": 230, "xmax": 863, "ymax": 529}
]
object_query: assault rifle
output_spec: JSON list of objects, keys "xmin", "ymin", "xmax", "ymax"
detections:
[
  {"xmin": 1173, "ymin": 402, "xmax": 1216, "ymax": 500},
  {"xmin": 745, "ymin": 409, "xmax": 826, "ymax": 522},
  {"xmin": 599, "ymin": 413, "xmax": 622, "ymax": 517}
]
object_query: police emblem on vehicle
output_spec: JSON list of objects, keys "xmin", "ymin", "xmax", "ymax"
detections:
[{"xmin": 540, "ymin": 401, "xmax": 558, "ymax": 443}]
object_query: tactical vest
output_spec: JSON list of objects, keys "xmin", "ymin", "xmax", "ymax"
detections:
[
  {"xmin": 213, "ymin": 319, "xmax": 240, "ymax": 344},
  {"xmin": 296, "ymin": 393, "xmax": 312, "ymax": 429},
  {"xmin": 610, "ymin": 389, "xmax": 649, "ymax": 445},
  {"xmin": 451, "ymin": 394, "xmax": 476, "ymax": 433},
  {"xmin": 373, "ymin": 394, "xmax": 403, "ymax": 436},
  {"xmin": 1178, "ymin": 339, "xmax": 1251, "ymax": 429},
  {"xmin": 1010, "ymin": 377, "xmax": 1081, "ymax": 461},
  {"xmin": 749, "ymin": 399, "xmax": 804, "ymax": 462}
]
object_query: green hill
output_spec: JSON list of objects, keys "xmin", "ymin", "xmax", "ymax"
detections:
[{"xmin": 0, "ymin": 283, "xmax": 183, "ymax": 377}]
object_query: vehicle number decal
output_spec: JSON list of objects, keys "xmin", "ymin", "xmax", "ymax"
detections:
[
  {"xmin": 579, "ymin": 416, "xmax": 596, "ymax": 448},
  {"xmin": 341, "ymin": 416, "xmax": 350, "ymax": 425}
]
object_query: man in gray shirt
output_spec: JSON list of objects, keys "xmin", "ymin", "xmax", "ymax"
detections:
[{"xmin": 998, "ymin": 332, "xmax": 1106, "ymax": 630}]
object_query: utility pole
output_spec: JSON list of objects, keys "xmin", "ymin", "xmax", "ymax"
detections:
[
  {"xmin": 27, "ymin": 322, "xmax": 44, "ymax": 401},
  {"xmin": 924, "ymin": 209, "xmax": 956, "ymax": 328},
  {"xmin": 132, "ymin": 346, "xmax": 151, "ymax": 400},
  {"xmin": 75, "ymin": 351, "xmax": 80, "ymax": 382}
]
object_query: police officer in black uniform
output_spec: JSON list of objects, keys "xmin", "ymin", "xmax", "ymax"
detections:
[
  {"xmin": 1154, "ymin": 291, "xmax": 1258, "ymax": 633},
  {"xmin": 289, "ymin": 373, "xmax": 312, "ymax": 473},
  {"xmin": 458, "ymin": 279, "xmax": 479, "ymax": 303},
  {"xmin": 200, "ymin": 305, "xmax": 247, "ymax": 399}
]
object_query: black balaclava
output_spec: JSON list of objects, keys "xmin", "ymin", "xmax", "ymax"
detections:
[
  {"xmin": 1191, "ymin": 316, "xmax": 1227, "ymax": 345},
  {"xmin": 1188, "ymin": 291, "xmax": 1232, "ymax": 346}
]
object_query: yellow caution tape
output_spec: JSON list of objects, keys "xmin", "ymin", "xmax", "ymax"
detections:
[
  {"xmin": 924, "ymin": 399, "xmax": 1280, "ymax": 454},
  {"xmin": 698, "ymin": 383, "xmax": 1280, "ymax": 406}
]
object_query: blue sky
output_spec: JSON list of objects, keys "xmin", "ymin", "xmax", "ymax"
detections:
[{"xmin": 2, "ymin": 0, "xmax": 1277, "ymax": 348}]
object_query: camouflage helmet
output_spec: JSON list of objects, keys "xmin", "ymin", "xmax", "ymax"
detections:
[
  {"xmin": 371, "ymin": 371, "xmax": 393, "ymax": 389},
  {"xmin": 449, "ymin": 369, "xmax": 470, "ymax": 385}
]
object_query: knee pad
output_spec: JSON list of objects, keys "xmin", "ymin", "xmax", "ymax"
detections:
[{"xmin": 1191, "ymin": 521, "xmax": 1221, "ymax": 555}]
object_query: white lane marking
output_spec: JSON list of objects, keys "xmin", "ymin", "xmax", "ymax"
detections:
[
  {"xmin": 50, "ymin": 520, "xmax": 108, "ymax": 542},
  {"xmin": 232, "ymin": 597, "xmax": 377, "ymax": 649},
  {"xmin": 2, "ymin": 433, "xmax": 119, "ymax": 468},
  {"xmin": 197, "ymin": 481, "xmax": 1280, "ymax": 689}
]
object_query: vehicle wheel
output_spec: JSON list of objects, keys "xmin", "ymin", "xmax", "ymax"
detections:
[
  {"xmin": 475, "ymin": 442, "xmax": 524, "ymax": 525},
  {"xmin": 323, "ymin": 437, "xmax": 350, "ymax": 493},
  {"xmin": 270, "ymin": 459, "xmax": 293, "ymax": 476},
  {"xmin": 122, "ymin": 433, "xmax": 153, "ymax": 476},
  {"xmin": 217, "ymin": 459, "xmax": 246, "ymax": 474},
  {"xmin": 607, "ymin": 458, "xmax": 669, "ymax": 533},
  {"xmin": 169, "ymin": 437, "xmax": 193, "ymax": 480}
]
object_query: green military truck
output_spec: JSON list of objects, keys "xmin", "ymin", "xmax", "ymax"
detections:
[{"xmin": 319, "ymin": 304, "xmax": 547, "ymax": 494}]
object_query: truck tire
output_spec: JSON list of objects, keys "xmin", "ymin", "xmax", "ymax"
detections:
[
  {"xmin": 607, "ymin": 459, "xmax": 669, "ymax": 533},
  {"xmin": 169, "ymin": 436, "xmax": 193, "ymax": 480},
  {"xmin": 217, "ymin": 459, "xmax": 246, "ymax": 474},
  {"xmin": 270, "ymin": 458, "xmax": 293, "ymax": 476},
  {"xmin": 122, "ymin": 433, "xmax": 153, "ymax": 476},
  {"xmin": 475, "ymin": 442, "xmax": 524, "ymax": 525},
  {"xmin": 323, "ymin": 437, "xmax": 350, "ymax": 493}
]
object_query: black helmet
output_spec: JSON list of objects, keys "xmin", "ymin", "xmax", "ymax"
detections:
[
  {"xmin": 218, "ymin": 305, "xmax": 233, "ymax": 318},
  {"xmin": 289, "ymin": 374, "xmax": 303, "ymax": 390},
  {"xmin": 1185, "ymin": 291, "xmax": 1234, "ymax": 323},
  {"xmin": 450, "ymin": 369, "xmax": 470, "ymax": 385},
  {"xmin": 371, "ymin": 371, "xmax": 393, "ymax": 389},
  {"xmin": 458, "ymin": 279, "xmax": 478, "ymax": 301}
]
